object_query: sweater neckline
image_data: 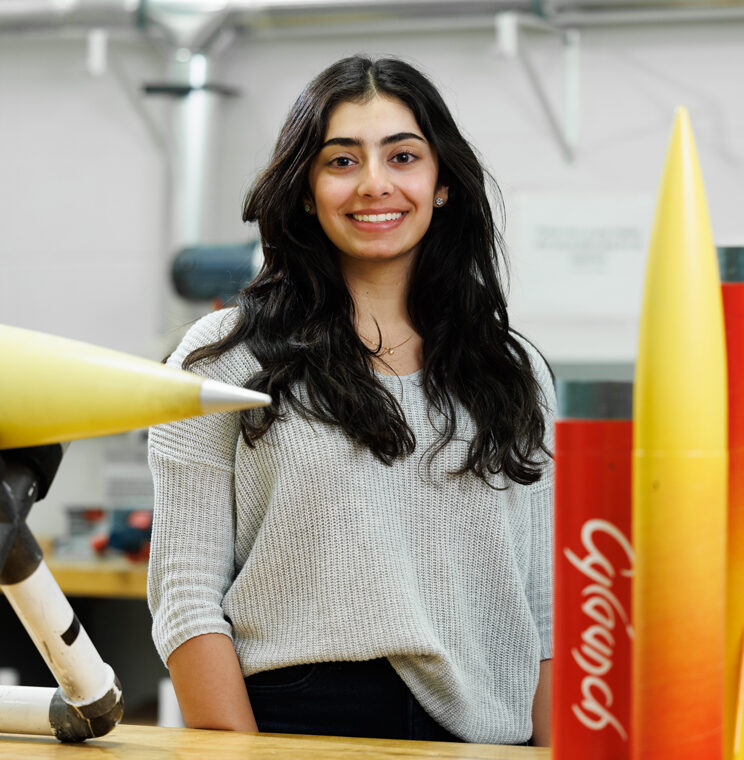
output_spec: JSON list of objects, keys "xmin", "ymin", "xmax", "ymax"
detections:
[{"xmin": 374, "ymin": 368, "xmax": 423, "ymax": 382}]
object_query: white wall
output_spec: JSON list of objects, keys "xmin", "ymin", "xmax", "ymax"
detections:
[
  {"xmin": 1, "ymin": 20, "xmax": 742, "ymax": 534},
  {"xmin": 0, "ymin": 35, "xmax": 166, "ymax": 356}
]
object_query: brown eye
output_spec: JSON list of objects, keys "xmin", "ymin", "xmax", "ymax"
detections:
[{"xmin": 393, "ymin": 152, "xmax": 414, "ymax": 163}]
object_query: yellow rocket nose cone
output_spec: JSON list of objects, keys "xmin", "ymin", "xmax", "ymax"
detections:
[
  {"xmin": 0, "ymin": 325, "xmax": 271, "ymax": 449},
  {"xmin": 634, "ymin": 106, "xmax": 726, "ymax": 452},
  {"xmin": 631, "ymin": 107, "xmax": 728, "ymax": 759}
]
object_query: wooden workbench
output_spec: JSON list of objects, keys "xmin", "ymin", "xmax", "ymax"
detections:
[
  {"xmin": 0, "ymin": 724, "xmax": 550, "ymax": 759},
  {"xmin": 45, "ymin": 558, "xmax": 147, "ymax": 599}
]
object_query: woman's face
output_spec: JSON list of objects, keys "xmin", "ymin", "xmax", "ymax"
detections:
[{"xmin": 307, "ymin": 95, "xmax": 446, "ymax": 268}]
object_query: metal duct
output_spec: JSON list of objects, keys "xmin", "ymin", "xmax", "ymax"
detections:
[{"xmin": 162, "ymin": 51, "xmax": 222, "ymax": 251}]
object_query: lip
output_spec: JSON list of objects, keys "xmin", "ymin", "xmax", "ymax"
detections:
[{"xmin": 349, "ymin": 208, "xmax": 407, "ymax": 216}]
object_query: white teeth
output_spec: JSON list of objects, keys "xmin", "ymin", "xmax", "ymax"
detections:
[{"xmin": 352, "ymin": 212, "xmax": 404, "ymax": 223}]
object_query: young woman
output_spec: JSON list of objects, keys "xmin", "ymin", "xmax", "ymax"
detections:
[{"xmin": 148, "ymin": 55, "xmax": 555, "ymax": 746}]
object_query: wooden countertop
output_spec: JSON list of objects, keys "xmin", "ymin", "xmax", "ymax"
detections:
[
  {"xmin": 46, "ymin": 557, "xmax": 147, "ymax": 599},
  {"xmin": 0, "ymin": 724, "xmax": 551, "ymax": 759}
]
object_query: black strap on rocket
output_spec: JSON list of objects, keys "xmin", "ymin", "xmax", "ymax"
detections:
[{"xmin": 0, "ymin": 444, "xmax": 124, "ymax": 742}]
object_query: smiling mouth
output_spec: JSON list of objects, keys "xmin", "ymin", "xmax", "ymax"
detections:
[{"xmin": 349, "ymin": 212, "xmax": 406, "ymax": 223}]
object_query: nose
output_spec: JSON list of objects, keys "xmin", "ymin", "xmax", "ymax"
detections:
[{"xmin": 357, "ymin": 159, "xmax": 393, "ymax": 198}]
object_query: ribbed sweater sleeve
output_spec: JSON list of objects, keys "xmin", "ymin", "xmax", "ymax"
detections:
[{"xmin": 147, "ymin": 309, "xmax": 252, "ymax": 664}]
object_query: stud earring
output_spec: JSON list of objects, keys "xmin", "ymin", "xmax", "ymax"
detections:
[
  {"xmin": 304, "ymin": 203, "xmax": 312, "ymax": 214},
  {"xmin": 435, "ymin": 197, "xmax": 445, "ymax": 207}
]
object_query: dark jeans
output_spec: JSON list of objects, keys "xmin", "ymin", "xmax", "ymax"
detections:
[{"xmin": 244, "ymin": 657, "xmax": 462, "ymax": 741}]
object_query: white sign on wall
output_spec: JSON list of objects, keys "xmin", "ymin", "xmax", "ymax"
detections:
[
  {"xmin": 510, "ymin": 192, "xmax": 654, "ymax": 320},
  {"xmin": 508, "ymin": 192, "xmax": 655, "ymax": 363}
]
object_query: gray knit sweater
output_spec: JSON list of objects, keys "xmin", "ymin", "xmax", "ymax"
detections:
[{"xmin": 147, "ymin": 308, "xmax": 555, "ymax": 744}]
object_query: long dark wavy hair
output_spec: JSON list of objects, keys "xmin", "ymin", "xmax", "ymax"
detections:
[{"xmin": 184, "ymin": 55, "xmax": 551, "ymax": 485}]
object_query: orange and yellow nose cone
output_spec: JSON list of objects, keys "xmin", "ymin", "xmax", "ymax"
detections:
[{"xmin": 632, "ymin": 107, "xmax": 728, "ymax": 759}]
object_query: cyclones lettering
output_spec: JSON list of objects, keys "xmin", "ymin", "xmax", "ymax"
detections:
[{"xmin": 564, "ymin": 519, "xmax": 634, "ymax": 741}]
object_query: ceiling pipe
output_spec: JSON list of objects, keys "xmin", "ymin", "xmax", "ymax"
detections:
[
  {"xmin": 547, "ymin": 6, "xmax": 744, "ymax": 26},
  {"xmin": 0, "ymin": 0, "xmax": 741, "ymax": 39},
  {"xmin": 0, "ymin": 1, "xmax": 137, "ymax": 31}
]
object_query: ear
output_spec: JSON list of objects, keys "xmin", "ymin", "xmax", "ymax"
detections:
[
  {"xmin": 303, "ymin": 198, "xmax": 315, "ymax": 215},
  {"xmin": 434, "ymin": 186, "xmax": 449, "ymax": 207}
]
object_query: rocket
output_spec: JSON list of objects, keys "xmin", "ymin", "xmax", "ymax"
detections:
[
  {"xmin": 720, "ymin": 247, "xmax": 744, "ymax": 760},
  {"xmin": 632, "ymin": 108, "xmax": 728, "ymax": 759},
  {"xmin": 0, "ymin": 324, "xmax": 271, "ymax": 449},
  {"xmin": 0, "ymin": 324, "xmax": 270, "ymax": 741}
]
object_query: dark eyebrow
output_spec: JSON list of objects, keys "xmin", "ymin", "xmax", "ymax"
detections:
[
  {"xmin": 382, "ymin": 132, "xmax": 426, "ymax": 146},
  {"xmin": 320, "ymin": 132, "xmax": 426, "ymax": 150}
]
